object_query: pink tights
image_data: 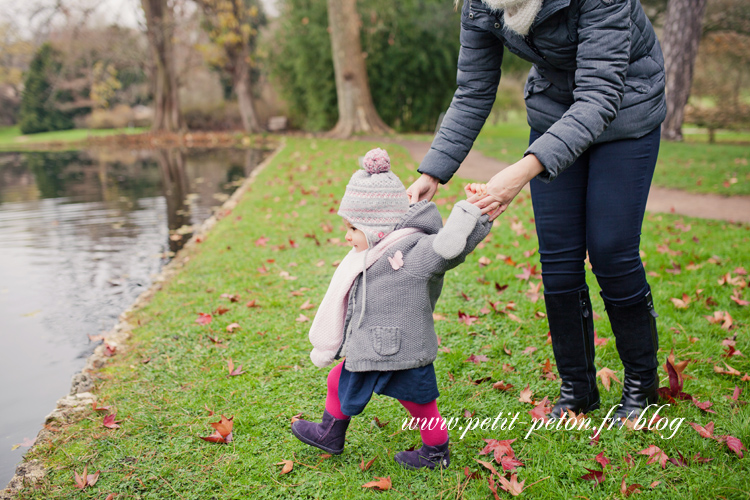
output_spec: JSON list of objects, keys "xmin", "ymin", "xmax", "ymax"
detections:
[{"xmin": 324, "ymin": 362, "xmax": 448, "ymax": 446}]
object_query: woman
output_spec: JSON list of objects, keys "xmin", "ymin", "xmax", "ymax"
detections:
[{"xmin": 408, "ymin": 0, "xmax": 665, "ymax": 421}]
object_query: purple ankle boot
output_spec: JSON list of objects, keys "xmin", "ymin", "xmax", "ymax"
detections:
[
  {"xmin": 291, "ymin": 409, "xmax": 350, "ymax": 455},
  {"xmin": 394, "ymin": 439, "xmax": 450, "ymax": 470}
]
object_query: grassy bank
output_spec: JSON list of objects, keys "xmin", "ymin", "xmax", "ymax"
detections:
[
  {"xmin": 472, "ymin": 118, "xmax": 750, "ymax": 197},
  {"xmin": 17, "ymin": 138, "xmax": 749, "ymax": 499},
  {"xmin": 0, "ymin": 126, "xmax": 147, "ymax": 150}
]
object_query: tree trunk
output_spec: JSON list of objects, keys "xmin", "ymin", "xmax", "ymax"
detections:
[
  {"xmin": 233, "ymin": 51, "xmax": 262, "ymax": 133},
  {"xmin": 661, "ymin": 0, "xmax": 708, "ymax": 141},
  {"xmin": 326, "ymin": 0, "xmax": 391, "ymax": 138},
  {"xmin": 142, "ymin": 0, "xmax": 183, "ymax": 132}
]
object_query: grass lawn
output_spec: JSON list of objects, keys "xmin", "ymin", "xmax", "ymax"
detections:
[
  {"xmin": 0, "ymin": 126, "xmax": 146, "ymax": 150},
  {"xmin": 470, "ymin": 118, "xmax": 750, "ymax": 197},
  {"xmin": 19, "ymin": 138, "xmax": 749, "ymax": 499}
]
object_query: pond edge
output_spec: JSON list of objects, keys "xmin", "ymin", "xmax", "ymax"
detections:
[{"xmin": 1, "ymin": 139, "xmax": 286, "ymax": 498}]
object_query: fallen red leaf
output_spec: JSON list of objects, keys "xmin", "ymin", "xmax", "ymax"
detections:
[
  {"xmin": 479, "ymin": 438, "xmax": 517, "ymax": 463},
  {"xmin": 595, "ymin": 452, "xmax": 610, "ymax": 468},
  {"xmin": 620, "ymin": 476, "xmax": 642, "ymax": 497},
  {"xmin": 638, "ymin": 445, "xmax": 669, "ymax": 469},
  {"xmin": 91, "ymin": 401, "xmax": 111, "ymax": 413},
  {"xmin": 196, "ymin": 313, "xmax": 213, "ymax": 325},
  {"xmin": 465, "ymin": 354, "xmax": 489, "ymax": 364},
  {"xmin": 500, "ymin": 455, "xmax": 524, "ymax": 471},
  {"xmin": 227, "ymin": 358, "xmax": 244, "ymax": 377},
  {"xmin": 692, "ymin": 398, "xmax": 716, "ymax": 413},
  {"xmin": 581, "ymin": 467, "xmax": 605, "ymax": 485},
  {"xmin": 690, "ymin": 421, "xmax": 715, "ymax": 439},
  {"xmin": 458, "ymin": 310, "xmax": 479, "ymax": 326},
  {"xmin": 226, "ymin": 323, "xmax": 241, "ymax": 333},
  {"xmin": 103, "ymin": 413, "xmax": 121, "ymax": 429},
  {"xmin": 528, "ymin": 396, "xmax": 552, "ymax": 422},
  {"xmin": 477, "ymin": 458, "xmax": 501, "ymax": 477},
  {"xmin": 720, "ymin": 435, "xmax": 746, "ymax": 458}
]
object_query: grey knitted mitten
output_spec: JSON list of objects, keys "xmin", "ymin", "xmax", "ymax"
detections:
[{"xmin": 432, "ymin": 200, "xmax": 482, "ymax": 260}]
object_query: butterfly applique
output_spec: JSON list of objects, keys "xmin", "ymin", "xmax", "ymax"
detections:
[{"xmin": 388, "ymin": 250, "xmax": 404, "ymax": 270}]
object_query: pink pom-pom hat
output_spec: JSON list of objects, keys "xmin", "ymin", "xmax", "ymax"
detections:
[
  {"xmin": 362, "ymin": 148, "xmax": 391, "ymax": 174},
  {"xmin": 338, "ymin": 148, "xmax": 409, "ymax": 247}
]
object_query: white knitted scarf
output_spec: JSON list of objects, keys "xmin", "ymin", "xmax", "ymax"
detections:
[
  {"xmin": 481, "ymin": 0, "xmax": 543, "ymax": 36},
  {"xmin": 308, "ymin": 227, "xmax": 421, "ymax": 368}
]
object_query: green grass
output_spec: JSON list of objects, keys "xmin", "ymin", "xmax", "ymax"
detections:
[
  {"xmin": 20, "ymin": 138, "xmax": 749, "ymax": 499},
  {"xmin": 472, "ymin": 118, "xmax": 750, "ymax": 196},
  {"xmin": 0, "ymin": 126, "xmax": 146, "ymax": 150}
]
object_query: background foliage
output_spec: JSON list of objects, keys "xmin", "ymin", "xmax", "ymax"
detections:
[{"xmin": 18, "ymin": 44, "xmax": 74, "ymax": 135}]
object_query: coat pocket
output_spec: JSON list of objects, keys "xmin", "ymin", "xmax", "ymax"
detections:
[{"xmin": 371, "ymin": 327, "xmax": 402, "ymax": 356}]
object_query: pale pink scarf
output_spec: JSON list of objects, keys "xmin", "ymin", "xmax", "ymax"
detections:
[{"xmin": 309, "ymin": 227, "xmax": 421, "ymax": 368}]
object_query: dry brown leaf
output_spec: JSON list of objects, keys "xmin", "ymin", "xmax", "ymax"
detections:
[
  {"xmin": 597, "ymin": 367, "xmax": 621, "ymax": 391},
  {"xmin": 276, "ymin": 460, "xmax": 293, "ymax": 474},
  {"xmin": 362, "ymin": 476, "xmax": 391, "ymax": 490}
]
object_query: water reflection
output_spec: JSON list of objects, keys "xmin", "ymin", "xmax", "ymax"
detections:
[{"xmin": 0, "ymin": 147, "xmax": 268, "ymax": 484}]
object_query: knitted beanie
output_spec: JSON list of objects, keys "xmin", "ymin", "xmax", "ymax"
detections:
[{"xmin": 338, "ymin": 148, "xmax": 410, "ymax": 247}]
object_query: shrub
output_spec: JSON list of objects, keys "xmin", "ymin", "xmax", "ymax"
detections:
[{"xmin": 18, "ymin": 43, "xmax": 74, "ymax": 134}]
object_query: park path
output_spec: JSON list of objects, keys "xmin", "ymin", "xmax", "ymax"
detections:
[{"xmin": 386, "ymin": 139, "xmax": 750, "ymax": 225}]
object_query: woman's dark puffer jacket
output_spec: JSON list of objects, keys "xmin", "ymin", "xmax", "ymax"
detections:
[{"xmin": 419, "ymin": 0, "xmax": 666, "ymax": 183}]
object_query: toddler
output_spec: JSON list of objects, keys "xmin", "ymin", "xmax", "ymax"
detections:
[{"xmin": 292, "ymin": 148, "xmax": 492, "ymax": 469}]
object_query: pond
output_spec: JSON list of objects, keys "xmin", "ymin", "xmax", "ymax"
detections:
[{"xmin": 0, "ymin": 146, "xmax": 269, "ymax": 485}]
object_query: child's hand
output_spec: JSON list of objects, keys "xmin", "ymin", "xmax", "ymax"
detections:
[
  {"xmin": 464, "ymin": 182, "xmax": 486, "ymax": 199},
  {"xmin": 465, "ymin": 183, "xmax": 500, "ymax": 216}
]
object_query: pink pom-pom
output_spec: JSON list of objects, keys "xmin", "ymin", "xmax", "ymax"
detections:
[{"xmin": 362, "ymin": 148, "xmax": 391, "ymax": 174}]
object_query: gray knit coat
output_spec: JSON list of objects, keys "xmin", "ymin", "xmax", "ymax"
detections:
[{"xmin": 337, "ymin": 200, "xmax": 492, "ymax": 372}]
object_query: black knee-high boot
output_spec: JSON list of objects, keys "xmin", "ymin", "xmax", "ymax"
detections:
[
  {"xmin": 603, "ymin": 288, "xmax": 659, "ymax": 421},
  {"xmin": 546, "ymin": 288, "xmax": 600, "ymax": 419}
]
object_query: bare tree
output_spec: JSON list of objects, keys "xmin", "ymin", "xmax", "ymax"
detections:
[
  {"xmin": 326, "ymin": 0, "xmax": 390, "ymax": 138},
  {"xmin": 141, "ymin": 0, "xmax": 184, "ymax": 132},
  {"xmin": 661, "ymin": 0, "xmax": 708, "ymax": 141}
]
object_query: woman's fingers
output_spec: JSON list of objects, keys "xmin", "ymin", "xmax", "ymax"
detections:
[
  {"xmin": 480, "ymin": 201, "xmax": 500, "ymax": 215},
  {"xmin": 487, "ymin": 204, "xmax": 505, "ymax": 221}
]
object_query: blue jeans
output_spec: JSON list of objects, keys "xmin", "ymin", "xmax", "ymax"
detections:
[{"xmin": 529, "ymin": 127, "xmax": 661, "ymax": 305}]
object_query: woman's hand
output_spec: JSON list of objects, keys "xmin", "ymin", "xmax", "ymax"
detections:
[
  {"xmin": 406, "ymin": 173, "xmax": 440, "ymax": 203},
  {"xmin": 475, "ymin": 155, "xmax": 545, "ymax": 221},
  {"xmin": 465, "ymin": 183, "xmax": 502, "ymax": 216}
]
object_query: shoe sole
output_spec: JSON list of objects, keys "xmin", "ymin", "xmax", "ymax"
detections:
[{"xmin": 290, "ymin": 424, "xmax": 344, "ymax": 455}]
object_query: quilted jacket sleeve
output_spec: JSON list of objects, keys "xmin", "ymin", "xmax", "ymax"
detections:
[
  {"xmin": 526, "ymin": 0, "xmax": 631, "ymax": 182},
  {"xmin": 418, "ymin": 3, "xmax": 503, "ymax": 184}
]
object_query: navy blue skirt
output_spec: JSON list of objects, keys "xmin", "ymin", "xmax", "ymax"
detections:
[{"xmin": 338, "ymin": 360, "xmax": 439, "ymax": 417}]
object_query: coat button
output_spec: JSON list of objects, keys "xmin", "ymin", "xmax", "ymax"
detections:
[{"xmin": 494, "ymin": 22, "xmax": 501, "ymax": 28}]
